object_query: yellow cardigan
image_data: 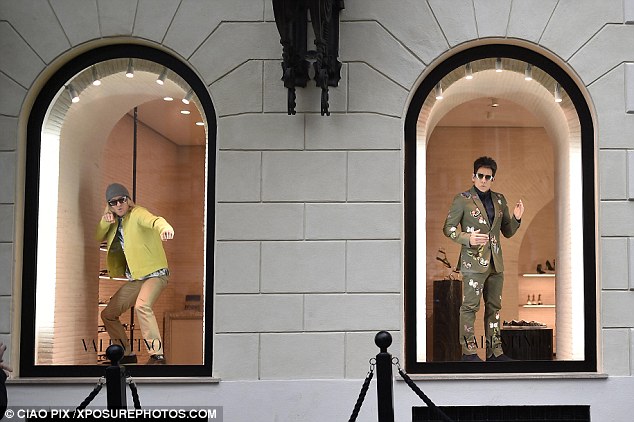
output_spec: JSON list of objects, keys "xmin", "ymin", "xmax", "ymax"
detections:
[{"xmin": 96, "ymin": 206, "xmax": 173, "ymax": 280}]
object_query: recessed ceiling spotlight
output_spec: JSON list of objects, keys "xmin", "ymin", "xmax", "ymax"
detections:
[
  {"xmin": 91, "ymin": 67, "xmax": 101, "ymax": 86},
  {"xmin": 181, "ymin": 110, "xmax": 191, "ymax": 115},
  {"xmin": 163, "ymin": 96, "xmax": 173, "ymax": 101},
  {"xmin": 495, "ymin": 57, "xmax": 503, "ymax": 72},
  {"xmin": 195, "ymin": 121, "xmax": 204, "ymax": 126},
  {"xmin": 125, "ymin": 58, "xmax": 134, "ymax": 78},
  {"xmin": 435, "ymin": 82, "xmax": 443, "ymax": 100},
  {"xmin": 465, "ymin": 62, "xmax": 473, "ymax": 80},
  {"xmin": 156, "ymin": 67, "xmax": 167, "ymax": 85},
  {"xmin": 182, "ymin": 89, "xmax": 194, "ymax": 105},
  {"xmin": 67, "ymin": 84, "xmax": 79, "ymax": 103},
  {"xmin": 554, "ymin": 83, "xmax": 563, "ymax": 103},
  {"xmin": 490, "ymin": 98, "xmax": 499, "ymax": 107},
  {"xmin": 524, "ymin": 64, "xmax": 533, "ymax": 81}
]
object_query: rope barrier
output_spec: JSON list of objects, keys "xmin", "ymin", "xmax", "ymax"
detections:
[
  {"xmin": 73, "ymin": 373, "xmax": 142, "ymax": 413},
  {"xmin": 393, "ymin": 358, "xmax": 453, "ymax": 422},
  {"xmin": 127, "ymin": 375, "xmax": 142, "ymax": 409},
  {"xmin": 347, "ymin": 359, "xmax": 375, "ymax": 422},
  {"xmin": 74, "ymin": 377, "xmax": 105, "ymax": 413},
  {"xmin": 346, "ymin": 352, "xmax": 455, "ymax": 422}
]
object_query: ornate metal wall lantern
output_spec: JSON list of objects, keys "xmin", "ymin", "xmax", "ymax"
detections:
[{"xmin": 272, "ymin": 0, "xmax": 344, "ymax": 116}]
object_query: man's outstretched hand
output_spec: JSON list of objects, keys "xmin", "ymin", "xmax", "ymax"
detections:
[{"xmin": 514, "ymin": 199, "xmax": 525, "ymax": 220}]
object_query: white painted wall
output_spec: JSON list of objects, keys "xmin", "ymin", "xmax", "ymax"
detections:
[
  {"xmin": 6, "ymin": 377, "xmax": 634, "ymax": 422},
  {"xmin": 1, "ymin": 0, "xmax": 634, "ymax": 420}
]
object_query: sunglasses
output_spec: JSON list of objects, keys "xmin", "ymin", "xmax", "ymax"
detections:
[
  {"xmin": 108, "ymin": 197, "xmax": 128, "ymax": 206},
  {"xmin": 474, "ymin": 173, "xmax": 494, "ymax": 181}
]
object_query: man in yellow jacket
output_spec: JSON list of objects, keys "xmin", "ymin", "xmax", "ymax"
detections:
[{"xmin": 96, "ymin": 183, "xmax": 174, "ymax": 365}]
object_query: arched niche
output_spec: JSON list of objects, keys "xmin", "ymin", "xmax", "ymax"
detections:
[
  {"xmin": 21, "ymin": 45, "xmax": 216, "ymax": 378},
  {"xmin": 404, "ymin": 44, "xmax": 596, "ymax": 374}
]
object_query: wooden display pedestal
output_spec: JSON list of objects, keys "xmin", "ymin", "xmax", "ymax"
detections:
[
  {"xmin": 500, "ymin": 327, "xmax": 553, "ymax": 360},
  {"xmin": 163, "ymin": 310, "xmax": 203, "ymax": 364},
  {"xmin": 432, "ymin": 279, "xmax": 462, "ymax": 362}
]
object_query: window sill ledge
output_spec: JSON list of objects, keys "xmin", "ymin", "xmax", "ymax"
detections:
[
  {"xmin": 7, "ymin": 377, "xmax": 221, "ymax": 384},
  {"xmin": 400, "ymin": 372, "xmax": 608, "ymax": 381}
]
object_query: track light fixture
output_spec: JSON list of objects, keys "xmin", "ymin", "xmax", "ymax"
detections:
[
  {"xmin": 125, "ymin": 59, "xmax": 134, "ymax": 78},
  {"xmin": 182, "ymin": 89, "xmax": 194, "ymax": 104},
  {"xmin": 465, "ymin": 62, "xmax": 473, "ymax": 80},
  {"xmin": 490, "ymin": 98, "xmax": 499, "ymax": 108},
  {"xmin": 495, "ymin": 58, "xmax": 503, "ymax": 72},
  {"xmin": 156, "ymin": 67, "xmax": 167, "ymax": 85},
  {"xmin": 91, "ymin": 67, "xmax": 101, "ymax": 86},
  {"xmin": 435, "ymin": 82, "xmax": 443, "ymax": 100},
  {"xmin": 524, "ymin": 64, "xmax": 533, "ymax": 81},
  {"xmin": 67, "ymin": 84, "xmax": 79, "ymax": 103},
  {"xmin": 554, "ymin": 83, "xmax": 563, "ymax": 103}
]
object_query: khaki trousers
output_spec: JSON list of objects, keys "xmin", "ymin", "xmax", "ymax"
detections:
[
  {"xmin": 101, "ymin": 275, "xmax": 168, "ymax": 356},
  {"xmin": 459, "ymin": 268, "xmax": 504, "ymax": 357}
]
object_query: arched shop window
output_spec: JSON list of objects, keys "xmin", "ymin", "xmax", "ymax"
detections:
[
  {"xmin": 20, "ymin": 45, "xmax": 216, "ymax": 377},
  {"xmin": 404, "ymin": 45, "xmax": 597, "ymax": 374}
]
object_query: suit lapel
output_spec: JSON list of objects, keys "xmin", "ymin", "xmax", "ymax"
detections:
[
  {"xmin": 469, "ymin": 186, "xmax": 490, "ymax": 226},
  {"xmin": 491, "ymin": 191, "xmax": 501, "ymax": 230}
]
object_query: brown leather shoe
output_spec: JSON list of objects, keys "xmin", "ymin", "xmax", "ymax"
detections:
[{"xmin": 146, "ymin": 354, "xmax": 166, "ymax": 365}]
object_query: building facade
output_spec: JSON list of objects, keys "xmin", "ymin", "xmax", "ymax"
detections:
[{"xmin": 1, "ymin": 0, "xmax": 634, "ymax": 420}]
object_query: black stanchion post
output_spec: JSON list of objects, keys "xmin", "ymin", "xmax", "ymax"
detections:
[
  {"xmin": 375, "ymin": 331, "xmax": 394, "ymax": 422},
  {"xmin": 105, "ymin": 345, "xmax": 127, "ymax": 410}
]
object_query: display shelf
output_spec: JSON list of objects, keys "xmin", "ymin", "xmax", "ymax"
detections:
[
  {"xmin": 522, "ymin": 273, "xmax": 555, "ymax": 277},
  {"xmin": 521, "ymin": 304, "xmax": 556, "ymax": 308},
  {"xmin": 99, "ymin": 274, "xmax": 128, "ymax": 281},
  {"xmin": 502, "ymin": 325, "xmax": 550, "ymax": 330}
]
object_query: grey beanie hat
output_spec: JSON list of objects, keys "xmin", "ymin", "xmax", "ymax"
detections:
[{"xmin": 105, "ymin": 183, "xmax": 130, "ymax": 202}]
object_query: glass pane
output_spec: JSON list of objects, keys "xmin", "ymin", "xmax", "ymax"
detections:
[
  {"xmin": 34, "ymin": 59, "xmax": 207, "ymax": 366},
  {"xmin": 417, "ymin": 58, "xmax": 585, "ymax": 364}
]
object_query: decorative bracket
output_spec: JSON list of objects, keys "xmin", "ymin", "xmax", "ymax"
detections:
[{"xmin": 273, "ymin": 0, "xmax": 344, "ymax": 116}]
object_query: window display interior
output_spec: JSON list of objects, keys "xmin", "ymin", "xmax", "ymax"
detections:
[
  {"xmin": 413, "ymin": 56, "xmax": 588, "ymax": 367},
  {"xmin": 33, "ymin": 59, "xmax": 208, "ymax": 366}
]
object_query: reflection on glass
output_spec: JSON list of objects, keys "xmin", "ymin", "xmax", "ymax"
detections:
[
  {"xmin": 417, "ymin": 58, "xmax": 584, "ymax": 364},
  {"xmin": 34, "ymin": 58, "xmax": 207, "ymax": 366}
]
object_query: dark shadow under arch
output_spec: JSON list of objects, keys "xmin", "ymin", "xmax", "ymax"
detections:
[
  {"xmin": 404, "ymin": 44, "xmax": 596, "ymax": 374},
  {"xmin": 21, "ymin": 44, "xmax": 216, "ymax": 377}
]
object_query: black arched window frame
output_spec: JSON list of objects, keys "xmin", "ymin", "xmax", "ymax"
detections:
[
  {"xmin": 404, "ymin": 44, "xmax": 597, "ymax": 374},
  {"xmin": 20, "ymin": 44, "xmax": 216, "ymax": 377}
]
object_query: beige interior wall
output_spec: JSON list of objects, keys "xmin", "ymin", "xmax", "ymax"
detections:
[
  {"xmin": 98, "ymin": 112, "xmax": 205, "ymax": 363},
  {"xmin": 517, "ymin": 200, "xmax": 556, "ymax": 275},
  {"xmin": 50, "ymin": 107, "xmax": 205, "ymax": 364},
  {"xmin": 425, "ymin": 126, "xmax": 555, "ymax": 359},
  {"xmin": 517, "ymin": 200, "xmax": 557, "ymax": 352},
  {"xmin": 50, "ymin": 103, "xmax": 112, "ymax": 365}
]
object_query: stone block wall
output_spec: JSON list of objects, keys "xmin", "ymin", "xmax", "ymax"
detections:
[{"xmin": 0, "ymin": 0, "xmax": 634, "ymax": 383}]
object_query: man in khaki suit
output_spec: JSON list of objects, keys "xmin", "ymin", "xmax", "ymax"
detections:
[{"xmin": 443, "ymin": 157, "xmax": 524, "ymax": 361}]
